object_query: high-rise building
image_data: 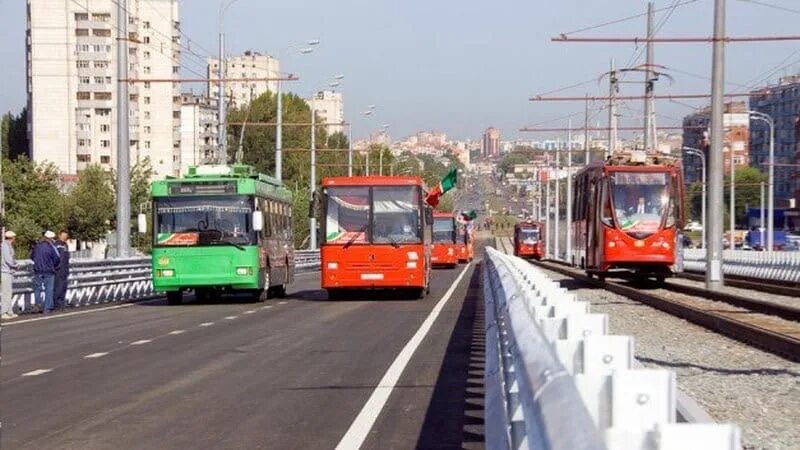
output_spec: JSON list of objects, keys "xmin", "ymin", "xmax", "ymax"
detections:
[
  {"xmin": 481, "ymin": 127, "xmax": 499, "ymax": 158},
  {"xmin": 207, "ymin": 50, "xmax": 280, "ymax": 110},
  {"xmin": 682, "ymin": 101, "xmax": 749, "ymax": 184},
  {"xmin": 750, "ymin": 75, "xmax": 800, "ymax": 204},
  {"xmin": 26, "ymin": 0, "xmax": 181, "ymax": 177},
  {"xmin": 307, "ymin": 90, "xmax": 344, "ymax": 134},
  {"xmin": 179, "ymin": 93, "xmax": 218, "ymax": 175}
]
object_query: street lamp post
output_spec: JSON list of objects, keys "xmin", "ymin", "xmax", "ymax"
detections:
[
  {"xmin": 749, "ymin": 111, "xmax": 775, "ymax": 252},
  {"xmin": 218, "ymin": 0, "xmax": 243, "ymax": 163},
  {"xmin": 379, "ymin": 124, "xmax": 389, "ymax": 175},
  {"xmin": 683, "ymin": 147, "xmax": 706, "ymax": 248},
  {"xmin": 760, "ymin": 181, "xmax": 765, "ymax": 249}
]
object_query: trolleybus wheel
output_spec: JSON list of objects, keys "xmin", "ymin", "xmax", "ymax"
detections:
[
  {"xmin": 166, "ymin": 291, "xmax": 183, "ymax": 305},
  {"xmin": 274, "ymin": 285, "xmax": 287, "ymax": 298}
]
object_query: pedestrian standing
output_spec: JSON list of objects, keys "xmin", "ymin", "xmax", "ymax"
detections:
[
  {"xmin": 53, "ymin": 230, "xmax": 71, "ymax": 309},
  {"xmin": 2, "ymin": 230, "xmax": 20, "ymax": 319},
  {"xmin": 31, "ymin": 230, "xmax": 61, "ymax": 314}
]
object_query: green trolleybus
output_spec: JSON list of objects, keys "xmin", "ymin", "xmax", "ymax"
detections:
[{"xmin": 140, "ymin": 164, "xmax": 294, "ymax": 304}]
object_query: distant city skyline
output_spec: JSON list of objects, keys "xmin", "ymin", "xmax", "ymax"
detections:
[{"xmin": 3, "ymin": 1, "xmax": 800, "ymax": 141}]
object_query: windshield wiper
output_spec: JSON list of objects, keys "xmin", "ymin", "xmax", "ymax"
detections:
[
  {"xmin": 343, "ymin": 224, "xmax": 369, "ymax": 249},
  {"xmin": 213, "ymin": 239, "xmax": 246, "ymax": 251},
  {"xmin": 387, "ymin": 235, "xmax": 401, "ymax": 249},
  {"xmin": 201, "ymin": 228, "xmax": 246, "ymax": 251}
]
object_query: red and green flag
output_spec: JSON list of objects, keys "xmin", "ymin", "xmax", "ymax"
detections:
[
  {"xmin": 425, "ymin": 168, "xmax": 458, "ymax": 207},
  {"xmin": 461, "ymin": 210, "xmax": 478, "ymax": 221}
]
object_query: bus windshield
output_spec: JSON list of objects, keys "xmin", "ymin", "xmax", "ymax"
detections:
[
  {"xmin": 433, "ymin": 218, "xmax": 456, "ymax": 243},
  {"xmin": 610, "ymin": 171, "xmax": 670, "ymax": 238},
  {"xmin": 325, "ymin": 185, "xmax": 421, "ymax": 245},
  {"xmin": 154, "ymin": 195, "xmax": 255, "ymax": 246}
]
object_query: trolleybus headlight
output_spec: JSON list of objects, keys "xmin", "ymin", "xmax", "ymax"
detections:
[
  {"xmin": 158, "ymin": 269, "xmax": 175, "ymax": 277},
  {"xmin": 236, "ymin": 267, "xmax": 253, "ymax": 276},
  {"xmin": 327, "ymin": 262, "xmax": 338, "ymax": 270}
]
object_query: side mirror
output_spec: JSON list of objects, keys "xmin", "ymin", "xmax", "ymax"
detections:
[
  {"xmin": 253, "ymin": 211, "xmax": 263, "ymax": 231},
  {"xmin": 137, "ymin": 213, "xmax": 147, "ymax": 233}
]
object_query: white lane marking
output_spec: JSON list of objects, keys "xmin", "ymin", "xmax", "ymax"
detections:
[
  {"xmin": 199, "ymin": 322, "xmax": 214, "ymax": 327},
  {"xmin": 22, "ymin": 369, "xmax": 53, "ymax": 377},
  {"xmin": 262, "ymin": 305, "xmax": 273, "ymax": 310},
  {"xmin": 168, "ymin": 330, "xmax": 185, "ymax": 335},
  {"xmin": 84, "ymin": 352, "xmax": 109, "ymax": 359},
  {"xmin": 130, "ymin": 339, "xmax": 152, "ymax": 346},
  {"xmin": 243, "ymin": 310, "xmax": 256, "ymax": 315},
  {"xmin": 278, "ymin": 301, "xmax": 288, "ymax": 305},
  {"xmin": 336, "ymin": 263, "xmax": 472, "ymax": 449},
  {"xmin": 224, "ymin": 315, "xmax": 238, "ymax": 320}
]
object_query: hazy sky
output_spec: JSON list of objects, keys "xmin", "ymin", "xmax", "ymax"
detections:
[{"xmin": 2, "ymin": 0, "xmax": 799, "ymax": 141}]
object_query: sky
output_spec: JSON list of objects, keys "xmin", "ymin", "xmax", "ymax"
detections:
[{"xmin": 2, "ymin": 0, "xmax": 800, "ymax": 141}]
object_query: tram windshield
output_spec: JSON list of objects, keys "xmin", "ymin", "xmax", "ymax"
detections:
[
  {"xmin": 609, "ymin": 171, "xmax": 672, "ymax": 238},
  {"xmin": 518, "ymin": 227, "xmax": 540, "ymax": 243}
]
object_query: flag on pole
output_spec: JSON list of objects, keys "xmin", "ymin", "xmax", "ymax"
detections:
[
  {"xmin": 425, "ymin": 168, "xmax": 458, "ymax": 207},
  {"xmin": 461, "ymin": 210, "xmax": 478, "ymax": 221}
]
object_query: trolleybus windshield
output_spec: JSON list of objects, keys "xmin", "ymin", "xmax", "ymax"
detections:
[
  {"xmin": 154, "ymin": 195, "xmax": 255, "ymax": 246},
  {"xmin": 609, "ymin": 172, "xmax": 671, "ymax": 237},
  {"xmin": 325, "ymin": 186, "xmax": 421, "ymax": 245},
  {"xmin": 433, "ymin": 217, "xmax": 456, "ymax": 243}
]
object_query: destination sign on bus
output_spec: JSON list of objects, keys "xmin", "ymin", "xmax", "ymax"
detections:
[
  {"xmin": 168, "ymin": 181, "xmax": 237, "ymax": 196},
  {"xmin": 612, "ymin": 172, "xmax": 666, "ymax": 185}
]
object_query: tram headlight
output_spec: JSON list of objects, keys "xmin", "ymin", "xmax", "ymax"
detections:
[
  {"xmin": 447, "ymin": 248, "xmax": 454, "ymax": 256},
  {"xmin": 236, "ymin": 266, "xmax": 253, "ymax": 276}
]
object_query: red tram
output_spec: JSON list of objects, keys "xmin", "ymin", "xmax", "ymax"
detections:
[
  {"xmin": 513, "ymin": 220, "xmax": 545, "ymax": 259},
  {"xmin": 571, "ymin": 152, "xmax": 684, "ymax": 282}
]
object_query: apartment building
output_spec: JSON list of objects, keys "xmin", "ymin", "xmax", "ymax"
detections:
[
  {"xmin": 481, "ymin": 127, "xmax": 499, "ymax": 158},
  {"xmin": 179, "ymin": 93, "xmax": 218, "ymax": 175},
  {"xmin": 207, "ymin": 51, "xmax": 280, "ymax": 110},
  {"xmin": 750, "ymin": 75, "xmax": 800, "ymax": 204},
  {"xmin": 682, "ymin": 101, "xmax": 750, "ymax": 184},
  {"xmin": 307, "ymin": 90, "xmax": 344, "ymax": 134},
  {"xmin": 26, "ymin": 0, "xmax": 181, "ymax": 177}
]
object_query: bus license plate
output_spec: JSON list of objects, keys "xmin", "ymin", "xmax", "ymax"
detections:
[{"xmin": 360, "ymin": 273, "xmax": 384, "ymax": 280}]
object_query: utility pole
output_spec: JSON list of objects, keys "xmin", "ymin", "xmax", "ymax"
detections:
[
  {"xmin": 309, "ymin": 108, "xmax": 317, "ymax": 250},
  {"xmin": 608, "ymin": 59, "xmax": 617, "ymax": 158},
  {"xmin": 644, "ymin": 1, "xmax": 655, "ymax": 152},
  {"xmin": 116, "ymin": 0, "xmax": 131, "ymax": 258},
  {"xmin": 760, "ymin": 181, "xmax": 765, "ymax": 249},
  {"xmin": 707, "ymin": 0, "xmax": 726, "ymax": 290},
  {"xmin": 566, "ymin": 121, "xmax": 573, "ymax": 263},
  {"xmin": 584, "ymin": 94, "xmax": 590, "ymax": 164},
  {"xmin": 729, "ymin": 146, "xmax": 735, "ymax": 248},
  {"xmin": 217, "ymin": 19, "xmax": 227, "ymax": 163},
  {"xmin": 348, "ymin": 124, "xmax": 353, "ymax": 176},
  {"xmin": 276, "ymin": 80, "xmax": 283, "ymax": 181},
  {"xmin": 554, "ymin": 137, "xmax": 560, "ymax": 260},
  {"xmin": 545, "ymin": 175, "xmax": 551, "ymax": 258}
]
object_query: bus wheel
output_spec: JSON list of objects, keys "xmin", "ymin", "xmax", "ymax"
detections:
[
  {"xmin": 166, "ymin": 291, "xmax": 182, "ymax": 305},
  {"xmin": 327, "ymin": 289, "xmax": 345, "ymax": 300},
  {"xmin": 410, "ymin": 287, "xmax": 426, "ymax": 300}
]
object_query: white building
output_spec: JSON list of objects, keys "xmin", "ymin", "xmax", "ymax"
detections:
[
  {"xmin": 179, "ymin": 93, "xmax": 218, "ymax": 175},
  {"xmin": 26, "ymin": 0, "xmax": 181, "ymax": 177},
  {"xmin": 307, "ymin": 90, "xmax": 344, "ymax": 134},
  {"xmin": 207, "ymin": 50, "xmax": 280, "ymax": 110}
]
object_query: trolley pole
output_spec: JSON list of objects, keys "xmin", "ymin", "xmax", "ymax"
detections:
[
  {"xmin": 276, "ymin": 80, "xmax": 283, "ymax": 181},
  {"xmin": 584, "ymin": 93, "xmax": 591, "ymax": 164},
  {"xmin": 309, "ymin": 108, "xmax": 317, "ymax": 250},
  {"xmin": 643, "ymin": 1, "xmax": 655, "ymax": 152},
  {"xmin": 706, "ymin": 0, "xmax": 726, "ymax": 290},
  {"xmin": 115, "ymin": 0, "xmax": 131, "ymax": 258},
  {"xmin": 608, "ymin": 59, "xmax": 617, "ymax": 158}
]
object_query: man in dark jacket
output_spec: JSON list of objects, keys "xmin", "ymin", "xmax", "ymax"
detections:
[
  {"xmin": 53, "ymin": 230, "xmax": 71, "ymax": 309},
  {"xmin": 31, "ymin": 231, "xmax": 61, "ymax": 314}
]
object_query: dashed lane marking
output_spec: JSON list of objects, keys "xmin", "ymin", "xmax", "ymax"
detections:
[
  {"xmin": 336, "ymin": 263, "xmax": 472, "ymax": 449},
  {"xmin": 168, "ymin": 330, "xmax": 186, "ymax": 335},
  {"xmin": 84, "ymin": 352, "xmax": 109, "ymax": 359},
  {"xmin": 278, "ymin": 301, "xmax": 288, "ymax": 305},
  {"xmin": 262, "ymin": 305, "xmax": 273, "ymax": 310},
  {"xmin": 130, "ymin": 339, "xmax": 152, "ymax": 346},
  {"xmin": 224, "ymin": 316, "xmax": 238, "ymax": 320},
  {"xmin": 199, "ymin": 322, "xmax": 214, "ymax": 327},
  {"xmin": 244, "ymin": 310, "xmax": 256, "ymax": 314},
  {"xmin": 22, "ymin": 369, "xmax": 53, "ymax": 377}
]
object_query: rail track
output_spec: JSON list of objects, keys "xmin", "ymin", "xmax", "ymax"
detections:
[
  {"xmin": 529, "ymin": 259, "xmax": 800, "ymax": 362},
  {"xmin": 677, "ymin": 271, "xmax": 800, "ymax": 299}
]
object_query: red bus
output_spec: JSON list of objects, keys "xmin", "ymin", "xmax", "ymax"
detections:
[
  {"xmin": 513, "ymin": 220, "xmax": 545, "ymax": 259},
  {"xmin": 571, "ymin": 152, "xmax": 685, "ymax": 282},
  {"xmin": 456, "ymin": 221, "xmax": 474, "ymax": 263},
  {"xmin": 320, "ymin": 176, "xmax": 433, "ymax": 299},
  {"xmin": 431, "ymin": 212, "xmax": 458, "ymax": 268}
]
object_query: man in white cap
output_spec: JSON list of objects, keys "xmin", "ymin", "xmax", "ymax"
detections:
[
  {"xmin": 2, "ymin": 230, "xmax": 20, "ymax": 319},
  {"xmin": 31, "ymin": 230, "xmax": 61, "ymax": 314}
]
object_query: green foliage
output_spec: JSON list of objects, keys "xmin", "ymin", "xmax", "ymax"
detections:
[
  {"xmin": 2, "ymin": 156, "xmax": 66, "ymax": 257},
  {"xmin": 291, "ymin": 185, "xmax": 310, "ymax": 249},
  {"xmin": 2, "ymin": 108, "xmax": 29, "ymax": 160},
  {"xmin": 66, "ymin": 165, "xmax": 115, "ymax": 242},
  {"xmin": 724, "ymin": 166, "xmax": 768, "ymax": 226},
  {"xmin": 130, "ymin": 158, "xmax": 155, "ymax": 254},
  {"xmin": 327, "ymin": 131, "xmax": 349, "ymax": 149}
]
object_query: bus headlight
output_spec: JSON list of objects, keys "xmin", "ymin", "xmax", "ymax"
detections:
[
  {"xmin": 608, "ymin": 241, "xmax": 616, "ymax": 248},
  {"xmin": 158, "ymin": 269, "xmax": 175, "ymax": 277},
  {"xmin": 236, "ymin": 267, "xmax": 253, "ymax": 276},
  {"xmin": 327, "ymin": 262, "xmax": 338, "ymax": 270},
  {"xmin": 661, "ymin": 242, "xmax": 671, "ymax": 250},
  {"xmin": 407, "ymin": 251, "xmax": 419, "ymax": 261},
  {"xmin": 406, "ymin": 261, "xmax": 417, "ymax": 269}
]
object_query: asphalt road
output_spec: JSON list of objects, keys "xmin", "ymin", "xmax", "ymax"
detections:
[{"xmin": 1, "ymin": 259, "xmax": 485, "ymax": 449}]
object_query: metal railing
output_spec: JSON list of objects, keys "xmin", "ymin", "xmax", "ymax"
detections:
[
  {"xmin": 683, "ymin": 249, "xmax": 800, "ymax": 282},
  {"xmin": 9, "ymin": 251, "xmax": 322, "ymax": 314},
  {"xmin": 483, "ymin": 247, "xmax": 741, "ymax": 450}
]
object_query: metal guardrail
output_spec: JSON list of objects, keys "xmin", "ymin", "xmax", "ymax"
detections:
[
  {"xmin": 683, "ymin": 249, "xmax": 800, "ymax": 282},
  {"xmin": 483, "ymin": 247, "xmax": 741, "ymax": 450},
  {"xmin": 9, "ymin": 250, "xmax": 322, "ymax": 314}
]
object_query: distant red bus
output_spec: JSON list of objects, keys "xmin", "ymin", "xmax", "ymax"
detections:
[
  {"xmin": 432, "ymin": 212, "xmax": 458, "ymax": 268},
  {"xmin": 513, "ymin": 220, "xmax": 545, "ymax": 259},
  {"xmin": 320, "ymin": 176, "xmax": 433, "ymax": 299},
  {"xmin": 456, "ymin": 221, "xmax": 474, "ymax": 263},
  {"xmin": 571, "ymin": 152, "xmax": 684, "ymax": 282}
]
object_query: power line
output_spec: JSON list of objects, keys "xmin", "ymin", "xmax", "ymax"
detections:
[
  {"xmin": 738, "ymin": 0, "xmax": 800, "ymax": 15},
  {"xmin": 560, "ymin": 0, "xmax": 699, "ymax": 36}
]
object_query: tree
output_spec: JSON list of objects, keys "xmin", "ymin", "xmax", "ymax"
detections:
[
  {"xmin": 1, "ymin": 113, "xmax": 9, "ymax": 158},
  {"xmin": 4, "ymin": 108, "xmax": 29, "ymax": 160},
  {"xmin": 2, "ymin": 156, "xmax": 66, "ymax": 256},
  {"xmin": 66, "ymin": 165, "xmax": 115, "ymax": 242},
  {"xmin": 685, "ymin": 182, "xmax": 703, "ymax": 222},
  {"xmin": 327, "ymin": 131, "xmax": 349, "ymax": 149},
  {"xmin": 130, "ymin": 158, "xmax": 155, "ymax": 253},
  {"xmin": 724, "ymin": 166, "xmax": 767, "ymax": 227}
]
